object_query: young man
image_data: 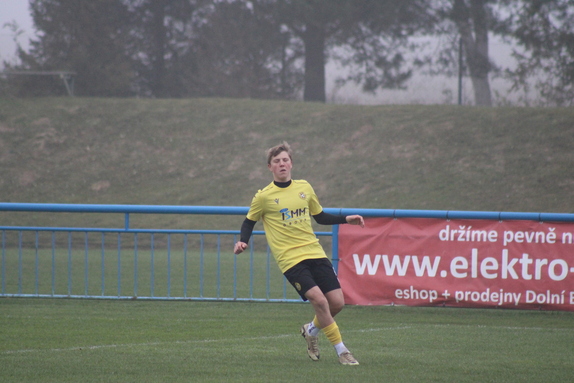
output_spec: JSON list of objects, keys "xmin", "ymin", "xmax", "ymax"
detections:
[{"xmin": 233, "ymin": 141, "xmax": 364, "ymax": 365}]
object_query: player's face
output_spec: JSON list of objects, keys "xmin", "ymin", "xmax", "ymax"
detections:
[{"xmin": 268, "ymin": 151, "xmax": 292, "ymax": 182}]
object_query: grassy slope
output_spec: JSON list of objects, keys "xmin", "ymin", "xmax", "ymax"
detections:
[{"xmin": 0, "ymin": 97, "xmax": 573, "ymax": 229}]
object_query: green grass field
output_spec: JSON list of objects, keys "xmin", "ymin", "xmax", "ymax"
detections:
[{"xmin": 1, "ymin": 298, "xmax": 573, "ymax": 383}]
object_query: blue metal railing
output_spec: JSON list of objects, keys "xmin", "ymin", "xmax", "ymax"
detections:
[
  {"xmin": 0, "ymin": 203, "xmax": 334, "ymax": 302},
  {"xmin": 1, "ymin": 203, "xmax": 573, "ymax": 302}
]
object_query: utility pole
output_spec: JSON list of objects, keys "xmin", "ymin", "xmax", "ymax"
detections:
[{"xmin": 458, "ymin": 37, "xmax": 463, "ymax": 105}]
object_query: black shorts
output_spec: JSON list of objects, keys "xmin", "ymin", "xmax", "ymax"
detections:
[{"xmin": 283, "ymin": 258, "xmax": 341, "ymax": 301}]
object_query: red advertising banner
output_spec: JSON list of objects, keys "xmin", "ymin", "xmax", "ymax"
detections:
[{"xmin": 338, "ymin": 217, "xmax": 574, "ymax": 311}]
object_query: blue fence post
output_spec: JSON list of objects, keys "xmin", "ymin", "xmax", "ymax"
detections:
[
  {"xmin": 34, "ymin": 231, "xmax": 39, "ymax": 295},
  {"xmin": 332, "ymin": 224, "xmax": 339, "ymax": 273},
  {"xmin": 18, "ymin": 232, "xmax": 22, "ymax": 295},
  {"xmin": 167, "ymin": 234, "xmax": 171, "ymax": 298},
  {"xmin": 100, "ymin": 233, "xmax": 105, "ymax": 296},
  {"xmin": 84, "ymin": 232, "xmax": 89, "ymax": 297},
  {"xmin": 117, "ymin": 233, "xmax": 122, "ymax": 297},
  {"xmin": 67, "ymin": 232, "xmax": 72, "ymax": 296},
  {"xmin": 134, "ymin": 233, "xmax": 138, "ymax": 298},
  {"xmin": 216, "ymin": 235, "xmax": 221, "ymax": 299},
  {"xmin": 1, "ymin": 231, "xmax": 5, "ymax": 295},
  {"xmin": 183, "ymin": 234, "xmax": 188, "ymax": 298},
  {"xmin": 265, "ymin": 242, "xmax": 271, "ymax": 300},
  {"xmin": 51, "ymin": 232, "xmax": 56, "ymax": 296},
  {"xmin": 150, "ymin": 233, "xmax": 154, "ymax": 297},
  {"xmin": 199, "ymin": 234, "xmax": 205, "ymax": 298}
]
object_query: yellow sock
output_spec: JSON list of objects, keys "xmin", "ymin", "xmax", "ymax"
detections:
[
  {"xmin": 322, "ymin": 322, "xmax": 343, "ymax": 346},
  {"xmin": 312, "ymin": 316, "xmax": 320, "ymax": 328}
]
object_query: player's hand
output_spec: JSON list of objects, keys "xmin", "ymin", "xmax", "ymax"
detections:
[
  {"xmin": 234, "ymin": 241, "xmax": 248, "ymax": 254},
  {"xmin": 346, "ymin": 215, "xmax": 365, "ymax": 228}
]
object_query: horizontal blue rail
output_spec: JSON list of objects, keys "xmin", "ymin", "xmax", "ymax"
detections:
[
  {"xmin": 330, "ymin": 208, "xmax": 574, "ymax": 222},
  {"xmin": 0, "ymin": 203, "xmax": 249, "ymax": 215},
  {"xmin": 1, "ymin": 203, "xmax": 572, "ymax": 222}
]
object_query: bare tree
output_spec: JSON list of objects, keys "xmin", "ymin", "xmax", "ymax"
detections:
[
  {"xmin": 5, "ymin": 0, "xmax": 134, "ymax": 97},
  {"xmin": 506, "ymin": 0, "xmax": 574, "ymax": 106},
  {"xmin": 422, "ymin": 0, "xmax": 514, "ymax": 106},
  {"xmin": 452, "ymin": 0, "xmax": 492, "ymax": 106},
  {"xmin": 269, "ymin": 0, "xmax": 434, "ymax": 102}
]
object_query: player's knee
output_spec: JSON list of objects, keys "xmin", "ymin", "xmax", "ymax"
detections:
[
  {"xmin": 307, "ymin": 294, "xmax": 330, "ymax": 310},
  {"xmin": 309, "ymin": 293, "xmax": 329, "ymax": 308},
  {"xmin": 330, "ymin": 300, "xmax": 344, "ymax": 316},
  {"xmin": 325, "ymin": 289, "xmax": 345, "ymax": 316}
]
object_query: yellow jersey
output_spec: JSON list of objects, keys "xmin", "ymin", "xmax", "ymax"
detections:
[{"xmin": 246, "ymin": 179, "xmax": 326, "ymax": 273}]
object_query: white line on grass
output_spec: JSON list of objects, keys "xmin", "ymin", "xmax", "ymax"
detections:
[
  {"xmin": 2, "ymin": 334, "xmax": 293, "ymax": 355},
  {"xmin": 4, "ymin": 323, "xmax": 570, "ymax": 355},
  {"xmin": 2, "ymin": 326, "xmax": 413, "ymax": 355},
  {"xmin": 351, "ymin": 326, "xmax": 413, "ymax": 333},
  {"xmin": 424, "ymin": 323, "xmax": 574, "ymax": 332}
]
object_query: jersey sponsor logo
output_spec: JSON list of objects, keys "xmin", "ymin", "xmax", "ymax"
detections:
[{"xmin": 280, "ymin": 207, "xmax": 308, "ymax": 222}]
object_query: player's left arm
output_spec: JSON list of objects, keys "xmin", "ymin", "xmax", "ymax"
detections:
[
  {"xmin": 312, "ymin": 211, "xmax": 364, "ymax": 227},
  {"xmin": 307, "ymin": 183, "xmax": 364, "ymax": 228}
]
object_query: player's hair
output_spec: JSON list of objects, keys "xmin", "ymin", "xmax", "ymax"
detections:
[{"xmin": 266, "ymin": 141, "xmax": 292, "ymax": 164}]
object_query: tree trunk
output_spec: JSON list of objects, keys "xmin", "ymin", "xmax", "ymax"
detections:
[
  {"xmin": 150, "ymin": 0, "xmax": 167, "ymax": 97},
  {"xmin": 453, "ymin": 0, "xmax": 492, "ymax": 106},
  {"xmin": 302, "ymin": 22, "xmax": 326, "ymax": 102}
]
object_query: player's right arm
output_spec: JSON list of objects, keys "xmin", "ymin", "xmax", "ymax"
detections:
[
  {"xmin": 234, "ymin": 218, "xmax": 256, "ymax": 254},
  {"xmin": 234, "ymin": 241, "xmax": 248, "ymax": 254}
]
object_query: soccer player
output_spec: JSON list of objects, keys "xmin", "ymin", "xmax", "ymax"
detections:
[{"xmin": 233, "ymin": 141, "xmax": 364, "ymax": 365}]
